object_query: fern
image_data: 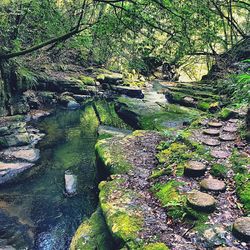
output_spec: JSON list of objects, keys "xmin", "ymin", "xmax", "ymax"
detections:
[{"xmin": 17, "ymin": 67, "xmax": 38, "ymax": 89}]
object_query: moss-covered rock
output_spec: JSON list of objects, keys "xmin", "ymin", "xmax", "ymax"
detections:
[
  {"xmin": 70, "ymin": 207, "xmax": 115, "ymax": 250},
  {"xmin": 95, "ymin": 138, "xmax": 132, "ymax": 174},
  {"xmin": 99, "ymin": 177, "xmax": 143, "ymax": 247},
  {"xmin": 116, "ymin": 96, "xmax": 200, "ymax": 130}
]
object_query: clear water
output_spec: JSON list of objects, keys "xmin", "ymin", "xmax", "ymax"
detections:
[{"xmin": 0, "ymin": 101, "xmax": 128, "ymax": 250}]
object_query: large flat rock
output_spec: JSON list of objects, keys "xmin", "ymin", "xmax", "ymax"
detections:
[
  {"xmin": 0, "ymin": 161, "xmax": 34, "ymax": 185},
  {"xmin": 0, "ymin": 147, "xmax": 40, "ymax": 163}
]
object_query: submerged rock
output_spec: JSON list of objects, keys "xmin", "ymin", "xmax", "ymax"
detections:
[
  {"xmin": 67, "ymin": 101, "xmax": 80, "ymax": 110},
  {"xmin": 64, "ymin": 170, "xmax": 77, "ymax": 196}
]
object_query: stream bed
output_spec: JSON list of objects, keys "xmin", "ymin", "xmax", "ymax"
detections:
[{"xmin": 0, "ymin": 101, "xmax": 129, "ymax": 250}]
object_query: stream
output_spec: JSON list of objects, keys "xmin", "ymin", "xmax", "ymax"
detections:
[
  {"xmin": 0, "ymin": 84, "xmax": 192, "ymax": 250},
  {"xmin": 0, "ymin": 101, "xmax": 129, "ymax": 250}
]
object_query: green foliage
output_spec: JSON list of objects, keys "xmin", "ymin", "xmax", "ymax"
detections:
[
  {"xmin": 79, "ymin": 75, "xmax": 95, "ymax": 85},
  {"xmin": 230, "ymin": 149, "xmax": 250, "ymax": 174},
  {"xmin": 156, "ymin": 131, "xmax": 209, "ymax": 177},
  {"xmin": 153, "ymin": 180, "xmax": 186, "ymax": 219},
  {"xmin": 17, "ymin": 66, "xmax": 37, "ymax": 89},
  {"xmin": 217, "ymin": 71, "xmax": 250, "ymax": 106},
  {"xmin": 210, "ymin": 164, "xmax": 228, "ymax": 179},
  {"xmin": 218, "ymin": 108, "xmax": 234, "ymax": 120},
  {"xmin": 234, "ymin": 173, "xmax": 250, "ymax": 214}
]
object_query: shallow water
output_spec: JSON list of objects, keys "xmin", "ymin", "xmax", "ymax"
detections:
[{"xmin": 0, "ymin": 101, "xmax": 128, "ymax": 250}]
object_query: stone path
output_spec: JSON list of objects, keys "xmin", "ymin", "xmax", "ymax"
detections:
[{"xmin": 180, "ymin": 117, "xmax": 249, "ymax": 248}]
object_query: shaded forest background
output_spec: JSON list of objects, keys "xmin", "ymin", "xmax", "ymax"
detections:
[{"xmin": 0, "ymin": 0, "xmax": 249, "ymax": 115}]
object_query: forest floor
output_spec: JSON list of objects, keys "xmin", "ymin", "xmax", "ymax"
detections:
[{"xmin": 78, "ymin": 80, "xmax": 250, "ymax": 250}]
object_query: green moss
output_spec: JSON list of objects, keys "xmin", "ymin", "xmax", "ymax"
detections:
[
  {"xmin": 117, "ymin": 97, "xmax": 200, "ymax": 131},
  {"xmin": 79, "ymin": 75, "xmax": 95, "ymax": 85},
  {"xmin": 218, "ymin": 108, "xmax": 234, "ymax": 120},
  {"xmin": 210, "ymin": 164, "xmax": 228, "ymax": 178},
  {"xmin": 70, "ymin": 207, "xmax": 114, "ymax": 250},
  {"xmin": 95, "ymin": 138, "xmax": 132, "ymax": 174},
  {"xmin": 156, "ymin": 135, "xmax": 210, "ymax": 177},
  {"xmin": 96, "ymin": 74, "xmax": 106, "ymax": 81},
  {"xmin": 142, "ymin": 242, "xmax": 169, "ymax": 250},
  {"xmin": 99, "ymin": 178, "xmax": 143, "ymax": 245},
  {"xmin": 185, "ymin": 206, "xmax": 209, "ymax": 223},
  {"xmin": 234, "ymin": 173, "xmax": 250, "ymax": 214},
  {"xmin": 153, "ymin": 180, "xmax": 186, "ymax": 219},
  {"xmin": 197, "ymin": 101, "xmax": 210, "ymax": 111},
  {"xmin": 230, "ymin": 149, "xmax": 250, "ymax": 174},
  {"xmin": 168, "ymin": 86, "xmax": 220, "ymax": 100},
  {"xmin": 157, "ymin": 142, "xmax": 189, "ymax": 164},
  {"xmin": 94, "ymin": 100, "xmax": 131, "ymax": 129}
]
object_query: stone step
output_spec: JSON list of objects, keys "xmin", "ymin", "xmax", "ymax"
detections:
[
  {"xmin": 184, "ymin": 160, "xmax": 207, "ymax": 177},
  {"xmin": 210, "ymin": 149, "xmax": 231, "ymax": 159},
  {"xmin": 200, "ymin": 178, "xmax": 226, "ymax": 192},
  {"xmin": 187, "ymin": 190, "xmax": 216, "ymax": 212},
  {"xmin": 232, "ymin": 217, "xmax": 250, "ymax": 242},
  {"xmin": 202, "ymin": 138, "xmax": 221, "ymax": 146},
  {"xmin": 219, "ymin": 134, "xmax": 236, "ymax": 141},
  {"xmin": 208, "ymin": 121, "xmax": 223, "ymax": 128},
  {"xmin": 223, "ymin": 126, "xmax": 238, "ymax": 133},
  {"xmin": 203, "ymin": 129, "xmax": 220, "ymax": 136}
]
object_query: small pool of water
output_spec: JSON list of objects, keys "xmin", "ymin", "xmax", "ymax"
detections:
[{"xmin": 0, "ymin": 101, "xmax": 128, "ymax": 250}]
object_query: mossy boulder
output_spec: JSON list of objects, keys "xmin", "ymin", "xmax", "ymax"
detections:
[
  {"xmin": 95, "ymin": 138, "xmax": 132, "ymax": 174},
  {"xmin": 70, "ymin": 207, "xmax": 115, "ymax": 250},
  {"xmin": 96, "ymin": 72, "xmax": 123, "ymax": 85},
  {"xmin": 99, "ymin": 177, "xmax": 144, "ymax": 247},
  {"xmin": 116, "ymin": 96, "xmax": 200, "ymax": 130}
]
